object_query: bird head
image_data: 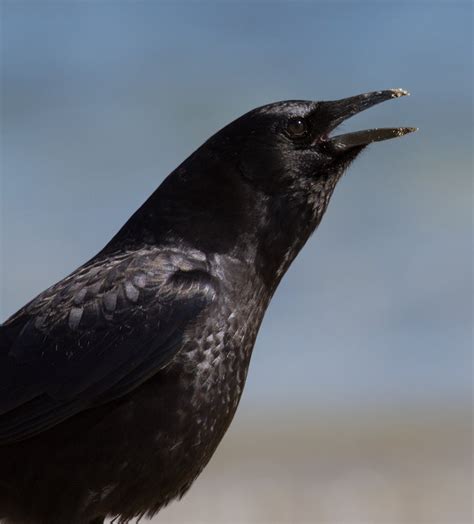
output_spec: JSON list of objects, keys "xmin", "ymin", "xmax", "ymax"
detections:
[
  {"xmin": 197, "ymin": 89, "xmax": 416, "ymax": 283},
  {"xmin": 214, "ymin": 89, "xmax": 416, "ymax": 218}
]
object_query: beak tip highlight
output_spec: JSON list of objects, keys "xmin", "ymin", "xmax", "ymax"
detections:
[
  {"xmin": 399, "ymin": 126, "xmax": 418, "ymax": 136},
  {"xmin": 389, "ymin": 88, "xmax": 410, "ymax": 98}
]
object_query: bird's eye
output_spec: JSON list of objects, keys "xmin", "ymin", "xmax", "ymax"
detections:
[{"xmin": 286, "ymin": 117, "xmax": 308, "ymax": 138}]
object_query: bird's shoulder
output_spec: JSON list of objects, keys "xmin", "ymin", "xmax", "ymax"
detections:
[
  {"xmin": 3, "ymin": 246, "xmax": 217, "ymax": 355},
  {"xmin": 0, "ymin": 245, "xmax": 219, "ymax": 442}
]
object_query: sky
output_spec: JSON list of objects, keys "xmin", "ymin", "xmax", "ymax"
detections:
[{"xmin": 1, "ymin": 1, "xmax": 472, "ymax": 413}]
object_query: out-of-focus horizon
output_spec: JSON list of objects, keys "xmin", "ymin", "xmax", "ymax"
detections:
[{"xmin": 1, "ymin": 2, "xmax": 472, "ymax": 523}]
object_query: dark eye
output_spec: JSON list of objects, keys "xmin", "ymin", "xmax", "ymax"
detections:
[{"xmin": 286, "ymin": 117, "xmax": 308, "ymax": 138}]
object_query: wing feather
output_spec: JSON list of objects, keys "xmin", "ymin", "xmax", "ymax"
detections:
[{"xmin": 0, "ymin": 248, "xmax": 216, "ymax": 443}]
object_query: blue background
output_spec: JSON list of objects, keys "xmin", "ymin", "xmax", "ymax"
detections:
[{"xmin": 1, "ymin": 1, "xmax": 471, "ymax": 414}]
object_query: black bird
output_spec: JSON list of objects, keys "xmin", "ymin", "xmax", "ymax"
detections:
[{"xmin": 0, "ymin": 89, "xmax": 415, "ymax": 524}]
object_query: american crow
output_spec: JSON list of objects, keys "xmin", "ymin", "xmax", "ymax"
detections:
[{"xmin": 0, "ymin": 89, "xmax": 415, "ymax": 524}]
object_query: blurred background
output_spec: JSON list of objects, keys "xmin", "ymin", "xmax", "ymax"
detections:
[{"xmin": 1, "ymin": 1, "xmax": 472, "ymax": 523}]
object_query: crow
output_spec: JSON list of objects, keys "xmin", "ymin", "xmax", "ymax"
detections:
[{"xmin": 0, "ymin": 89, "xmax": 415, "ymax": 524}]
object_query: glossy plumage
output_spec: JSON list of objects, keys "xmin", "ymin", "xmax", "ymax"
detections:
[{"xmin": 0, "ymin": 91, "xmax": 414, "ymax": 523}]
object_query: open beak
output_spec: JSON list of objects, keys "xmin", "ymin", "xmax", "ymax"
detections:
[{"xmin": 321, "ymin": 89, "xmax": 417, "ymax": 151}]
